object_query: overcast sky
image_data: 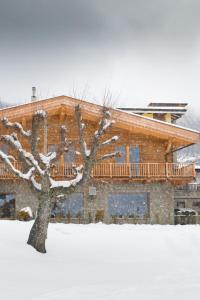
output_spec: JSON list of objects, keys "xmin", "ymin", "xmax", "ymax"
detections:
[{"xmin": 0, "ymin": 0, "xmax": 200, "ymax": 108}]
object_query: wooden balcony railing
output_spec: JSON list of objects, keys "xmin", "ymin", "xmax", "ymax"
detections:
[
  {"xmin": 92, "ymin": 163, "xmax": 195, "ymax": 179},
  {"xmin": 0, "ymin": 162, "xmax": 195, "ymax": 180}
]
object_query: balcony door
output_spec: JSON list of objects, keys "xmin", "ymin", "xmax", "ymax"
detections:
[
  {"xmin": 115, "ymin": 145, "xmax": 140, "ymax": 164},
  {"xmin": 130, "ymin": 146, "xmax": 140, "ymax": 176},
  {"xmin": 129, "ymin": 146, "xmax": 140, "ymax": 163}
]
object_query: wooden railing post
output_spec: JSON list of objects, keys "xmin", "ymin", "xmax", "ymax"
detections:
[
  {"xmin": 147, "ymin": 163, "xmax": 150, "ymax": 178},
  {"xmin": 110, "ymin": 163, "xmax": 112, "ymax": 178},
  {"xmin": 166, "ymin": 162, "xmax": 168, "ymax": 177}
]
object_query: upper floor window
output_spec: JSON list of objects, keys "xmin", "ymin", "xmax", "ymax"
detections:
[
  {"xmin": 115, "ymin": 145, "xmax": 140, "ymax": 164},
  {"xmin": 64, "ymin": 145, "xmax": 75, "ymax": 163},
  {"xmin": 115, "ymin": 146, "xmax": 126, "ymax": 163},
  {"xmin": 129, "ymin": 146, "xmax": 140, "ymax": 163},
  {"xmin": 48, "ymin": 144, "xmax": 57, "ymax": 153},
  {"xmin": 0, "ymin": 144, "xmax": 9, "ymax": 155}
]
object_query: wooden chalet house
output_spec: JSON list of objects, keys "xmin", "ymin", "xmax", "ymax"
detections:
[{"xmin": 0, "ymin": 94, "xmax": 199, "ymax": 224}]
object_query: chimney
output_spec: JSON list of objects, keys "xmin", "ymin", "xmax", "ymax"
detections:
[{"xmin": 31, "ymin": 87, "xmax": 37, "ymax": 102}]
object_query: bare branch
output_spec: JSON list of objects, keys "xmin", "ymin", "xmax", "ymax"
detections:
[
  {"xmin": 31, "ymin": 110, "xmax": 46, "ymax": 157},
  {"xmin": 75, "ymin": 105, "xmax": 88, "ymax": 161},
  {"xmin": 89, "ymin": 108, "xmax": 114, "ymax": 160},
  {"xmin": 52, "ymin": 125, "xmax": 72, "ymax": 164},
  {"xmin": 30, "ymin": 176, "xmax": 42, "ymax": 192},
  {"xmin": 1, "ymin": 117, "xmax": 31, "ymax": 138}
]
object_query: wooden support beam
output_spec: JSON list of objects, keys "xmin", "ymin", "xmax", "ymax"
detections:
[
  {"xmin": 165, "ymin": 141, "xmax": 172, "ymax": 154},
  {"xmin": 43, "ymin": 116, "xmax": 48, "ymax": 154}
]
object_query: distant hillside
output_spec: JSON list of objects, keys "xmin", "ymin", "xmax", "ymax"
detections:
[
  {"xmin": 0, "ymin": 100, "xmax": 13, "ymax": 108},
  {"xmin": 177, "ymin": 108, "xmax": 200, "ymax": 164}
]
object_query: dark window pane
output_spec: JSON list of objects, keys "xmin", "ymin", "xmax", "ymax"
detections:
[
  {"xmin": 48, "ymin": 144, "xmax": 57, "ymax": 152},
  {"xmin": 108, "ymin": 193, "xmax": 149, "ymax": 217},
  {"xmin": 0, "ymin": 144, "xmax": 9, "ymax": 154},
  {"xmin": 52, "ymin": 193, "xmax": 83, "ymax": 217},
  {"xmin": 130, "ymin": 146, "xmax": 140, "ymax": 163},
  {"xmin": 0, "ymin": 193, "xmax": 15, "ymax": 218},
  {"xmin": 115, "ymin": 146, "xmax": 125, "ymax": 163},
  {"xmin": 177, "ymin": 201, "xmax": 185, "ymax": 208},
  {"xmin": 193, "ymin": 201, "xmax": 200, "ymax": 208},
  {"xmin": 64, "ymin": 145, "xmax": 75, "ymax": 163}
]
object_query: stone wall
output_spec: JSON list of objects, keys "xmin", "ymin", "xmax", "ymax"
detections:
[
  {"xmin": 0, "ymin": 180, "xmax": 174, "ymax": 224},
  {"xmin": 85, "ymin": 181, "xmax": 174, "ymax": 224},
  {"xmin": 0, "ymin": 181, "xmax": 38, "ymax": 217}
]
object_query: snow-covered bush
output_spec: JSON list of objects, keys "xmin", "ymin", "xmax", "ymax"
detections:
[{"xmin": 16, "ymin": 207, "xmax": 33, "ymax": 221}]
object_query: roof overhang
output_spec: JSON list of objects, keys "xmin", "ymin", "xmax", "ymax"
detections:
[{"xmin": 0, "ymin": 95, "xmax": 199, "ymax": 147}]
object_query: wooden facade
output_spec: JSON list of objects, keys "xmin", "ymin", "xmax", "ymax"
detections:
[{"xmin": 0, "ymin": 96, "xmax": 199, "ymax": 184}]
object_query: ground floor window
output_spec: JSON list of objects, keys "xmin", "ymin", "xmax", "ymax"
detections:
[
  {"xmin": 0, "ymin": 194, "xmax": 15, "ymax": 218},
  {"xmin": 176, "ymin": 201, "xmax": 185, "ymax": 208},
  {"xmin": 52, "ymin": 193, "xmax": 83, "ymax": 218},
  {"xmin": 108, "ymin": 193, "xmax": 149, "ymax": 217}
]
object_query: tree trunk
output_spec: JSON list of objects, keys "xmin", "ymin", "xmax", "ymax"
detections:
[{"xmin": 27, "ymin": 191, "xmax": 52, "ymax": 253}]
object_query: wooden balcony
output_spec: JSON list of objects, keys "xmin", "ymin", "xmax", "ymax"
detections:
[{"xmin": 0, "ymin": 162, "xmax": 195, "ymax": 182}]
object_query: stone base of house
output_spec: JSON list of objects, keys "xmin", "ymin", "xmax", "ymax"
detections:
[{"xmin": 0, "ymin": 180, "xmax": 175, "ymax": 224}]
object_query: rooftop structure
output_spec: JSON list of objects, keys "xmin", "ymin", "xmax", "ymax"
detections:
[{"xmin": 118, "ymin": 102, "xmax": 188, "ymax": 123}]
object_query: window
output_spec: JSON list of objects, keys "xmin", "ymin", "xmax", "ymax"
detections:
[
  {"xmin": 0, "ymin": 193, "xmax": 15, "ymax": 218},
  {"xmin": 48, "ymin": 144, "xmax": 57, "ymax": 153},
  {"xmin": 115, "ymin": 146, "xmax": 126, "ymax": 163},
  {"xmin": 129, "ymin": 146, "xmax": 140, "ymax": 163},
  {"xmin": 0, "ymin": 144, "xmax": 9, "ymax": 154},
  {"xmin": 64, "ymin": 145, "xmax": 75, "ymax": 163},
  {"xmin": 108, "ymin": 193, "xmax": 149, "ymax": 217},
  {"xmin": 177, "ymin": 201, "xmax": 185, "ymax": 208},
  {"xmin": 193, "ymin": 201, "xmax": 200, "ymax": 208},
  {"xmin": 52, "ymin": 193, "xmax": 83, "ymax": 217}
]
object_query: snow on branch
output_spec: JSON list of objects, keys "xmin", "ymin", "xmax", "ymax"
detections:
[
  {"xmin": 0, "ymin": 150, "xmax": 35, "ymax": 180},
  {"xmin": 34, "ymin": 110, "xmax": 47, "ymax": 118},
  {"xmin": 94, "ymin": 110, "xmax": 115, "ymax": 139},
  {"xmin": 0, "ymin": 134, "xmax": 44, "ymax": 175},
  {"xmin": 1, "ymin": 117, "xmax": 31, "ymax": 138},
  {"xmin": 83, "ymin": 141, "xmax": 91, "ymax": 157},
  {"xmin": 30, "ymin": 176, "xmax": 41, "ymax": 191},
  {"xmin": 75, "ymin": 105, "xmax": 89, "ymax": 160},
  {"xmin": 39, "ymin": 152, "xmax": 57, "ymax": 168},
  {"xmin": 100, "ymin": 136, "xmax": 119, "ymax": 147},
  {"xmin": 31, "ymin": 110, "xmax": 47, "ymax": 158},
  {"xmin": 95, "ymin": 151, "xmax": 121, "ymax": 162},
  {"xmin": 50, "ymin": 165, "xmax": 83, "ymax": 189}
]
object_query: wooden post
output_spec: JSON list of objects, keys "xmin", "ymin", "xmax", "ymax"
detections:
[
  {"xmin": 166, "ymin": 162, "xmax": 168, "ymax": 178},
  {"xmin": 110, "ymin": 163, "xmax": 112, "ymax": 178},
  {"xmin": 147, "ymin": 163, "xmax": 150, "ymax": 178},
  {"xmin": 43, "ymin": 116, "xmax": 48, "ymax": 154},
  {"xmin": 126, "ymin": 144, "xmax": 130, "ymax": 163}
]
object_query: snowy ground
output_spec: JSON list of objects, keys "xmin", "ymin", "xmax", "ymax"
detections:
[{"xmin": 1, "ymin": 222, "xmax": 200, "ymax": 300}]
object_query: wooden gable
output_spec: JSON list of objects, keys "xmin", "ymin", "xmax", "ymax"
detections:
[{"xmin": 0, "ymin": 95, "xmax": 199, "ymax": 150}]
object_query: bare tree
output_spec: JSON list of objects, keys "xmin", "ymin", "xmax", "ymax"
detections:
[{"xmin": 0, "ymin": 105, "xmax": 120, "ymax": 253}]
